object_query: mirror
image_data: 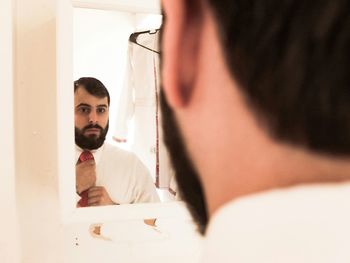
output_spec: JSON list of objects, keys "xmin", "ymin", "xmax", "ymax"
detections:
[
  {"xmin": 73, "ymin": 7, "xmax": 179, "ymax": 208},
  {"xmin": 57, "ymin": 0, "xmax": 190, "ymax": 224}
]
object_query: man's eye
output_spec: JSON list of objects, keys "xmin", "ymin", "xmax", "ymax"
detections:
[
  {"xmin": 78, "ymin": 107, "xmax": 90, "ymax": 114},
  {"xmin": 97, "ymin": 108, "xmax": 106, "ymax": 113}
]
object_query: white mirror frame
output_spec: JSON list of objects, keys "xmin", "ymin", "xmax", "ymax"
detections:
[{"xmin": 57, "ymin": 0, "xmax": 191, "ymax": 224}]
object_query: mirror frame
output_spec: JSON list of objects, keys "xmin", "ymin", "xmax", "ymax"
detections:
[{"xmin": 57, "ymin": 0, "xmax": 191, "ymax": 224}]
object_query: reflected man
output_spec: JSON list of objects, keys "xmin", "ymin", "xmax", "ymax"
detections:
[
  {"xmin": 74, "ymin": 77, "xmax": 159, "ymax": 207},
  {"xmin": 161, "ymin": 0, "xmax": 350, "ymax": 262}
]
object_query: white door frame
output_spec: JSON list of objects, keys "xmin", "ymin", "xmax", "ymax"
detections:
[{"xmin": 0, "ymin": 0, "xmax": 20, "ymax": 261}]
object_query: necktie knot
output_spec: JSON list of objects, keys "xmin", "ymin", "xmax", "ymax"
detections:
[{"xmin": 79, "ymin": 150, "xmax": 94, "ymax": 163}]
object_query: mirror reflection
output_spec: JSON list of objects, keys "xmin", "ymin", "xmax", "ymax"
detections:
[{"xmin": 73, "ymin": 8, "xmax": 178, "ymax": 208}]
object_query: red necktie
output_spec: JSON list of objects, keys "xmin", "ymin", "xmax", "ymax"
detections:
[{"xmin": 77, "ymin": 150, "xmax": 94, "ymax": 207}]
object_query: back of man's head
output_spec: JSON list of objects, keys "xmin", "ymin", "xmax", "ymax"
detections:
[
  {"xmin": 160, "ymin": 0, "xmax": 350, "ymax": 234},
  {"xmin": 206, "ymin": 0, "xmax": 350, "ymax": 156}
]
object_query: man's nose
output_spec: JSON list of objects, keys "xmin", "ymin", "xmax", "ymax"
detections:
[{"xmin": 88, "ymin": 111, "xmax": 98, "ymax": 124}]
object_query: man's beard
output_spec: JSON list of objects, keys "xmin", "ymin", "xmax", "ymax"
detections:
[
  {"xmin": 75, "ymin": 122, "xmax": 109, "ymax": 150},
  {"xmin": 160, "ymin": 89, "xmax": 208, "ymax": 235}
]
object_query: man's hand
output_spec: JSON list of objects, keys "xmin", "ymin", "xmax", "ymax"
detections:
[
  {"xmin": 88, "ymin": 186, "xmax": 116, "ymax": 206},
  {"xmin": 76, "ymin": 160, "xmax": 96, "ymax": 194}
]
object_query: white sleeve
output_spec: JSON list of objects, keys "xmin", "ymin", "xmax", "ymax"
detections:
[{"xmin": 133, "ymin": 158, "xmax": 160, "ymax": 203}]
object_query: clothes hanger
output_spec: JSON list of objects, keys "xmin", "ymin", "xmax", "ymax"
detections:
[{"xmin": 129, "ymin": 29, "xmax": 160, "ymax": 54}]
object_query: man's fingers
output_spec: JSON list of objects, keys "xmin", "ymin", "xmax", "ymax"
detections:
[
  {"xmin": 88, "ymin": 196, "xmax": 101, "ymax": 205},
  {"xmin": 85, "ymin": 186, "xmax": 115, "ymax": 206},
  {"xmin": 88, "ymin": 188, "xmax": 102, "ymax": 198},
  {"xmin": 88, "ymin": 187, "xmax": 107, "ymax": 197},
  {"xmin": 89, "ymin": 186, "xmax": 105, "ymax": 193},
  {"xmin": 88, "ymin": 186, "xmax": 103, "ymax": 192}
]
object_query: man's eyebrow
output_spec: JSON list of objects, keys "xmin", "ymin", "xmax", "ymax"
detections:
[
  {"xmin": 76, "ymin": 103, "xmax": 91, "ymax": 108},
  {"xmin": 96, "ymin": 104, "xmax": 108, "ymax": 108}
]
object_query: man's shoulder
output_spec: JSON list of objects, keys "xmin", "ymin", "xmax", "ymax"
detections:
[
  {"xmin": 102, "ymin": 142, "xmax": 130, "ymax": 155},
  {"xmin": 101, "ymin": 142, "xmax": 140, "ymax": 163},
  {"xmin": 207, "ymin": 182, "xmax": 350, "ymax": 236},
  {"xmin": 202, "ymin": 182, "xmax": 350, "ymax": 262}
]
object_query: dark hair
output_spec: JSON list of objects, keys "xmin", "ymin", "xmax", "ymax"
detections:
[
  {"xmin": 74, "ymin": 77, "xmax": 110, "ymax": 106},
  {"xmin": 160, "ymin": 90, "xmax": 208, "ymax": 234},
  {"xmin": 159, "ymin": 9, "xmax": 208, "ymax": 234},
  {"xmin": 204, "ymin": 0, "xmax": 350, "ymax": 156}
]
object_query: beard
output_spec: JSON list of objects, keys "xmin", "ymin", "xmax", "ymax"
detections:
[
  {"xmin": 160, "ymin": 89, "xmax": 208, "ymax": 235},
  {"xmin": 75, "ymin": 122, "xmax": 109, "ymax": 150}
]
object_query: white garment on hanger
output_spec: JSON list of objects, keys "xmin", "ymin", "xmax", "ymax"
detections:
[{"xmin": 114, "ymin": 31, "xmax": 177, "ymax": 193}]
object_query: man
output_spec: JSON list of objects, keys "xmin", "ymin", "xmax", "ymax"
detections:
[
  {"xmin": 160, "ymin": 0, "xmax": 350, "ymax": 262},
  {"xmin": 74, "ymin": 77, "xmax": 159, "ymax": 207}
]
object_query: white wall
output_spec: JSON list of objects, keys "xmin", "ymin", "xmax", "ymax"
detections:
[{"xmin": 0, "ymin": 0, "xmax": 20, "ymax": 262}]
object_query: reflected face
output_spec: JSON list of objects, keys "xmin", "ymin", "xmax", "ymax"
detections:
[{"xmin": 74, "ymin": 86, "xmax": 109, "ymax": 150}]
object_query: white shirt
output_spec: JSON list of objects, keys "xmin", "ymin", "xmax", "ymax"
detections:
[
  {"xmin": 76, "ymin": 143, "xmax": 160, "ymax": 204},
  {"xmin": 202, "ymin": 182, "xmax": 350, "ymax": 263}
]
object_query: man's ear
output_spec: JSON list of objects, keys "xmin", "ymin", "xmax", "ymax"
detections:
[{"xmin": 161, "ymin": 0, "xmax": 204, "ymax": 108}]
